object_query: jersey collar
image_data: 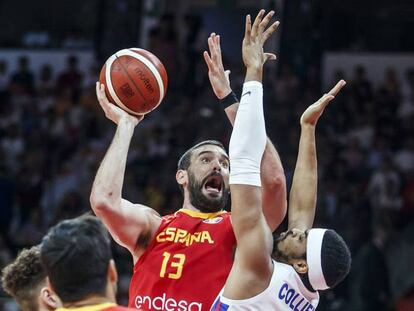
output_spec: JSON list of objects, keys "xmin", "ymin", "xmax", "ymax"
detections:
[
  {"xmin": 176, "ymin": 208, "xmax": 227, "ymax": 219},
  {"xmin": 56, "ymin": 303, "xmax": 117, "ymax": 311}
]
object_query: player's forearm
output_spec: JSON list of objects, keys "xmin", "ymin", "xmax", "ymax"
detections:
[
  {"xmin": 224, "ymin": 103, "xmax": 238, "ymax": 126},
  {"xmin": 288, "ymin": 124, "xmax": 317, "ymax": 230},
  {"xmin": 90, "ymin": 120, "xmax": 135, "ymax": 213},
  {"xmin": 226, "ymin": 103, "xmax": 287, "ymax": 230},
  {"xmin": 229, "ymin": 81, "xmax": 266, "ymax": 230},
  {"xmin": 260, "ymin": 139, "xmax": 287, "ymax": 230}
]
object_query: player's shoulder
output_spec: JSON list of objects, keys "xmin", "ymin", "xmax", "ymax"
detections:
[{"xmin": 273, "ymin": 260, "xmax": 298, "ymax": 275}]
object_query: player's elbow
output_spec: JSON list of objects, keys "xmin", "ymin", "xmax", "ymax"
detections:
[
  {"xmin": 90, "ymin": 189, "xmax": 117, "ymax": 214},
  {"xmin": 265, "ymin": 171, "xmax": 285, "ymax": 188},
  {"xmin": 262, "ymin": 173, "xmax": 286, "ymax": 202}
]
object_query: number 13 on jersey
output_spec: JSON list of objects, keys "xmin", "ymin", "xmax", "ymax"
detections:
[{"xmin": 160, "ymin": 252, "xmax": 186, "ymax": 279}]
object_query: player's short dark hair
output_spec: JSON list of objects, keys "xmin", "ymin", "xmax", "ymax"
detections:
[
  {"xmin": 177, "ymin": 140, "xmax": 227, "ymax": 194},
  {"xmin": 40, "ymin": 215, "xmax": 112, "ymax": 303},
  {"xmin": 320, "ymin": 229, "xmax": 352, "ymax": 288},
  {"xmin": 177, "ymin": 140, "xmax": 226, "ymax": 171},
  {"xmin": 1, "ymin": 246, "xmax": 45, "ymax": 311}
]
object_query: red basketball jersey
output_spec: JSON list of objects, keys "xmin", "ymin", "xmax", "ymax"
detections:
[
  {"xmin": 57, "ymin": 303, "xmax": 136, "ymax": 311},
  {"xmin": 128, "ymin": 209, "xmax": 236, "ymax": 311}
]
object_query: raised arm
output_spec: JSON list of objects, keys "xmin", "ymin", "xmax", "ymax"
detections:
[
  {"xmin": 288, "ymin": 80, "xmax": 346, "ymax": 230},
  {"xmin": 203, "ymin": 33, "xmax": 286, "ymax": 231},
  {"xmin": 90, "ymin": 83, "xmax": 161, "ymax": 260},
  {"xmin": 223, "ymin": 10, "xmax": 279, "ymax": 300}
]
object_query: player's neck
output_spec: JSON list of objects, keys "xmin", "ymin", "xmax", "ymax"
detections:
[
  {"xmin": 62, "ymin": 296, "xmax": 114, "ymax": 309},
  {"xmin": 181, "ymin": 194, "xmax": 200, "ymax": 212}
]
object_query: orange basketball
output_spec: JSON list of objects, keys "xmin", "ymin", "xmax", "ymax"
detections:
[{"xmin": 99, "ymin": 48, "xmax": 168, "ymax": 115}]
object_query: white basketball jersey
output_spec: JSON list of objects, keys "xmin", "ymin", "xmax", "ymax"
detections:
[{"xmin": 210, "ymin": 261, "xmax": 319, "ymax": 311}]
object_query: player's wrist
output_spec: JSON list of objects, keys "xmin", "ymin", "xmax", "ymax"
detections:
[
  {"xmin": 217, "ymin": 88, "xmax": 233, "ymax": 100},
  {"xmin": 220, "ymin": 90, "xmax": 239, "ymax": 109},
  {"xmin": 245, "ymin": 66, "xmax": 263, "ymax": 83},
  {"xmin": 118, "ymin": 117, "xmax": 138, "ymax": 130},
  {"xmin": 300, "ymin": 122, "xmax": 316, "ymax": 131}
]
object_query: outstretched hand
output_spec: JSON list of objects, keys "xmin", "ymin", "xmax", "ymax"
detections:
[
  {"xmin": 203, "ymin": 33, "xmax": 232, "ymax": 99},
  {"xmin": 300, "ymin": 79, "xmax": 346, "ymax": 126},
  {"xmin": 96, "ymin": 82, "xmax": 143, "ymax": 126},
  {"xmin": 242, "ymin": 9, "xmax": 280, "ymax": 70}
]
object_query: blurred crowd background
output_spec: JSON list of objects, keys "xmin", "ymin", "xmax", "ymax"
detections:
[{"xmin": 0, "ymin": 0, "xmax": 414, "ymax": 310}]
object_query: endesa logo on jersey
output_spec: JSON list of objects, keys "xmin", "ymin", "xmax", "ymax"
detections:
[
  {"xmin": 134, "ymin": 293, "xmax": 202, "ymax": 311},
  {"xmin": 202, "ymin": 216, "xmax": 224, "ymax": 224}
]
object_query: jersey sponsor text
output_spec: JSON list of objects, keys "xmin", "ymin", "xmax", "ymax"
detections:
[{"xmin": 134, "ymin": 293, "xmax": 202, "ymax": 311}]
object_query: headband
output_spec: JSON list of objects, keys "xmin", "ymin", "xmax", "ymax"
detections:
[{"xmin": 306, "ymin": 228, "xmax": 329, "ymax": 290}]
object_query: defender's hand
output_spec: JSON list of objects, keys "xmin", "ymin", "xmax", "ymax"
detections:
[
  {"xmin": 96, "ymin": 82, "xmax": 143, "ymax": 126},
  {"xmin": 203, "ymin": 33, "xmax": 232, "ymax": 99},
  {"xmin": 300, "ymin": 80, "xmax": 346, "ymax": 126},
  {"xmin": 242, "ymin": 9, "xmax": 279, "ymax": 70}
]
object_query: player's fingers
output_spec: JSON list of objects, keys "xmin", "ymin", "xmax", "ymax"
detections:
[
  {"xmin": 96, "ymin": 81, "xmax": 100, "ymax": 98},
  {"xmin": 264, "ymin": 53, "xmax": 277, "ymax": 61},
  {"xmin": 244, "ymin": 14, "xmax": 251, "ymax": 43},
  {"xmin": 100, "ymin": 83, "xmax": 108, "ymax": 101},
  {"xmin": 216, "ymin": 35, "xmax": 222, "ymax": 60},
  {"xmin": 210, "ymin": 32, "xmax": 216, "ymax": 46},
  {"xmin": 207, "ymin": 36, "xmax": 218, "ymax": 61},
  {"xmin": 211, "ymin": 33, "xmax": 220, "ymax": 58},
  {"xmin": 203, "ymin": 51, "xmax": 213, "ymax": 69},
  {"xmin": 258, "ymin": 10, "xmax": 275, "ymax": 35},
  {"xmin": 327, "ymin": 79, "xmax": 346, "ymax": 97},
  {"xmin": 251, "ymin": 9, "xmax": 265, "ymax": 37},
  {"xmin": 317, "ymin": 94, "xmax": 335, "ymax": 109},
  {"xmin": 96, "ymin": 83, "xmax": 111, "ymax": 113},
  {"xmin": 214, "ymin": 33, "xmax": 219, "ymax": 45},
  {"xmin": 262, "ymin": 21, "xmax": 280, "ymax": 42},
  {"xmin": 96, "ymin": 82, "xmax": 105, "ymax": 103}
]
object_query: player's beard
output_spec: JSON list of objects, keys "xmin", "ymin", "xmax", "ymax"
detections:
[{"xmin": 188, "ymin": 171, "xmax": 229, "ymax": 213}]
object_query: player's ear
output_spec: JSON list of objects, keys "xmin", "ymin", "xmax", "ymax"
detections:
[
  {"xmin": 176, "ymin": 170, "xmax": 188, "ymax": 186},
  {"xmin": 40, "ymin": 279, "xmax": 61, "ymax": 309},
  {"xmin": 108, "ymin": 259, "xmax": 118, "ymax": 284},
  {"xmin": 291, "ymin": 259, "xmax": 308, "ymax": 274}
]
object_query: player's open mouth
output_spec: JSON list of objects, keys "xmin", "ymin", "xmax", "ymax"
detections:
[{"xmin": 203, "ymin": 175, "xmax": 223, "ymax": 196}]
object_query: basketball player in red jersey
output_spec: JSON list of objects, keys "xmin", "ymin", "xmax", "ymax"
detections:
[
  {"xmin": 40, "ymin": 215, "xmax": 137, "ymax": 311},
  {"xmin": 91, "ymin": 10, "xmax": 284, "ymax": 311}
]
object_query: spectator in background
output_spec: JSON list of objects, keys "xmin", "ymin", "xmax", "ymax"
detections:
[
  {"xmin": 394, "ymin": 138, "xmax": 414, "ymax": 174},
  {"xmin": 1, "ymin": 124, "xmax": 25, "ymax": 174},
  {"xmin": 368, "ymin": 158, "xmax": 402, "ymax": 211},
  {"xmin": 57, "ymin": 55, "xmax": 83, "ymax": 102},
  {"xmin": 37, "ymin": 64, "xmax": 55, "ymax": 112},
  {"xmin": 382, "ymin": 68, "xmax": 401, "ymax": 101},
  {"xmin": 398, "ymin": 68, "xmax": 414, "ymax": 119},
  {"xmin": 349, "ymin": 218, "xmax": 391, "ymax": 311},
  {"xmin": 0, "ymin": 235, "xmax": 12, "ymax": 269},
  {"xmin": 275, "ymin": 64, "xmax": 300, "ymax": 105},
  {"xmin": 351, "ymin": 65, "xmax": 373, "ymax": 104},
  {"xmin": 10, "ymin": 56, "xmax": 34, "ymax": 94},
  {"xmin": 0, "ymin": 60, "xmax": 9, "ymax": 94},
  {"xmin": 148, "ymin": 14, "xmax": 180, "ymax": 90},
  {"xmin": 0, "ymin": 162, "xmax": 15, "ymax": 239},
  {"xmin": 12, "ymin": 208, "xmax": 45, "ymax": 247}
]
